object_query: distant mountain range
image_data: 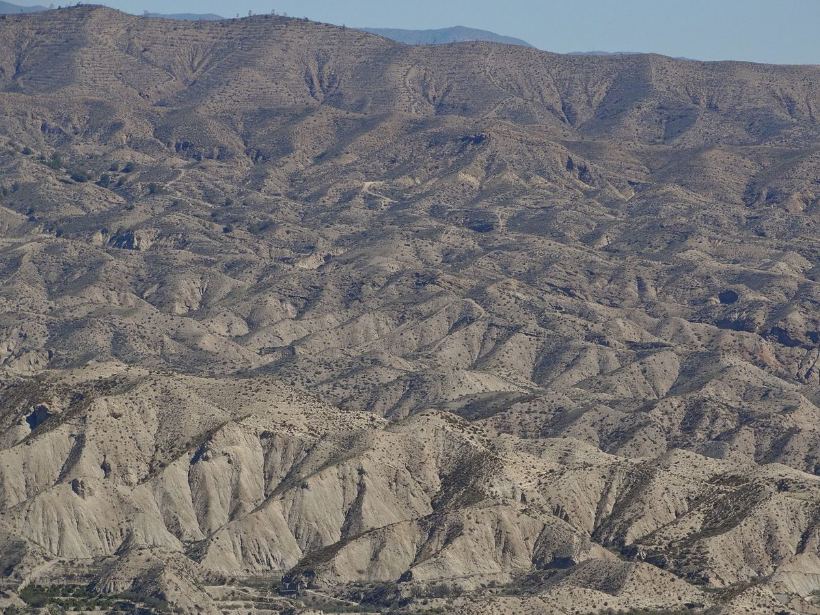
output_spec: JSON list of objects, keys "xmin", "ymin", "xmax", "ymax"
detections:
[
  {"xmin": 0, "ymin": 2, "xmax": 647, "ymax": 55},
  {"xmin": 0, "ymin": 1, "xmax": 223, "ymax": 18},
  {"xmin": 568, "ymin": 50, "xmax": 635, "ymax": 56},
  {"xmin": 0, "ymin": 3, "xmax": 531, "ymax": 46},
  {"xmin": 143, "ymin": 11, "xmax": 223, "ymax": 20},
  {"xmin": 569, "ymin": 50, "xmax": 697, "ymax": 61},
  {"xmin": 361, "ymin": 25, "xmax": 532, "ymax": 47},
  {"xmin": 0, "ymin": 0, "xmax": 47, "ymax": 13},
  {"xmin": 0, "ymin": 3, "xmax": 534, "ymax": 46},
  {"xmin": 1, "ymin": 6, "xmax": 819, "ymax": 615}
]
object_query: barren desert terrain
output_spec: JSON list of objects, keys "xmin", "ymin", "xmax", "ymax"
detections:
[{"xmin": 0, "ymin": 6, "xmax": 818, "ymax": 613}]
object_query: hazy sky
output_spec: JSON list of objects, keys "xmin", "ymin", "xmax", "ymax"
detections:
[{"xmin": 33, "ymin": 0, "xmax": 820, "ymax": 64}]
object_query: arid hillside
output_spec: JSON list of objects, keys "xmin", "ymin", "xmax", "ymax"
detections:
[{"xmin": 0, "ymin": 6, "xmax": 818, "ymax": 614}]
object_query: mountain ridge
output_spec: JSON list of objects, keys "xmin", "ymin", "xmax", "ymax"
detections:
[
  {"xmin": 0, "ymin": 5, "xmax": 817, "ymax": 614},
  {"xmin": 0, "ymin": 0, "xmax": 47, "ymax": 13},
  {"xmin": 144, "ymin": 11, "xmax": 223, "ymax": 20},
  {"xmin": 359, "ymin": 25, "xmax": 533, "ymax": 47}
]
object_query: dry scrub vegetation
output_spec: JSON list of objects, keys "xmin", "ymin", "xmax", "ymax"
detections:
[{"xmin": 0, "ymin": 6, "xmax": 818, "ymax": 614}]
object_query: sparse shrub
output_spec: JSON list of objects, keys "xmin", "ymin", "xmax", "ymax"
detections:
[{"xmin": 19, "ymin": 584, "xmax": 50, "ymax": 607}]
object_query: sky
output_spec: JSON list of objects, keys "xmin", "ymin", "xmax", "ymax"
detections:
[{"xmin": 28, "ymin": 0, "xmax": 820, "ymax": 64}]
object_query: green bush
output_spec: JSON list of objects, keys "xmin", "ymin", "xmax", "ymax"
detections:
[{"xmin": 19, "ymin": 583, "xmax": 51, "ymax": 607}]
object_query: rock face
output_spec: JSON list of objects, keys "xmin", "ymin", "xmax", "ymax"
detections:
[{"xmin": 0, "ymin": 6, "xmax": 818, "ymax": 614}]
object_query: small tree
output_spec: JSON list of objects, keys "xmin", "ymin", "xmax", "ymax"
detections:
[{"xmin": 46, "ymin": 154, "xmax": 62, "ymax": 169}]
